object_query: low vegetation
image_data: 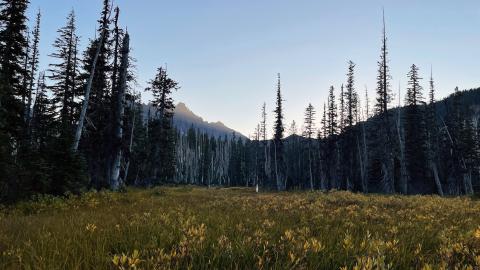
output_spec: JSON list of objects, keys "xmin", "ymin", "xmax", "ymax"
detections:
[{"xmin": 1, "ymin": 187, "xmax": 480, "ymax": 269}]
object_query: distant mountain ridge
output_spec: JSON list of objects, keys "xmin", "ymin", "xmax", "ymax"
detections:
[{"xmin": 142, "ymin": 102, "xmax": 246, "ymax": 139}]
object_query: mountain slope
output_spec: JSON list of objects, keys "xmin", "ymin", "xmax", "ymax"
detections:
[{"xmin": 142, "ymin": 102, "xmax": 246, "ymax": 139}]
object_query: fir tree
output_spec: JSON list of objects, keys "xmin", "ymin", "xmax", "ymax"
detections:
[
  {"xmin": 25, "ymin": 9, "xmax": 40, "ymax": 126},
  {"xmin": 77, "ymin": 0, "xmax": 113, "ymax": 187},
  {"xmin": 404, "ymin": 64, "xmax": 428, "ymax": 192},
  {"xmin": 339, "ymin": 84, "xmax": 345, "ymax": 132},
  {"xmin": 321, "ymin": 103, "xmax": 327, "ymax": 139},
  {"xmin": 375, "ymin": 9, "xmax": 392, "ymax": 116},
  {"xmin": 48, "ymin": 10, "xmax": 80, "ymax": 133},
  {"xmin": 0, "ymin": 0, "xmax": 29, "ymax": 141},
  {"xmin": 304, "ymin": 103, "xmax": 316, "ymax": 190},
  {"xmin": 345, "ymin": 60, "xmax": 357, "ymax": 128},
  {"xmin": 273, "ymin": 73, "xmax": 285, "ymax": 190},
  {"xmin": 327, "ymin": 86, "xmax": 337, "ymax": 136},
  {"xmin": 30, "ymin": 73, "xmax": 54, "ymax": 148},
  {"xmin": 147, "ymin": 67, "xmax": 179, "ymax": 183}
]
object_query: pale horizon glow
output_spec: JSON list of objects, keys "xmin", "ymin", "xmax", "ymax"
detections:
[{"xmin": 28, "ymin": 0, "xmax": 480, "ymax": 137}]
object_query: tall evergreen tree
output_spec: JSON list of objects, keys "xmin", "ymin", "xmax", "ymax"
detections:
[
  {"xmin": 345, "ymin": 61, "xmax": 357, "ymax": 128},
  {"xmin": 0, "ymin": 0, "xmax": 30, "ymax": 200},
  {"xmin": 30, "ymin": 72, "xmax": 54, "ymax": 149},
  {"xmin": 372, "ymin": 9, "xmax": 395, "ymax": 193},
  {"xmin": 273, "ymin": 73, "xmax": 285, "ymax": 190},
  {"xmin": 321, "ymin": 103, "xmax": 327, "ymax": 139},
  {"xmin": 375, "ymin": 9, "xmax": 392, "ymax": 116},
  {"xmin": 77, "ymin": 0, "xmax": 113, "ymax": 187},
  {"xmin": 339, "ymin": 84, "xmax": 345, "ymax": 133},
  {"xmin": 426, "ymin": 68, "xmax": 443, "ymax": 195},
  {"xmin": 404, "ymin": 64, "xmax": 428, "ymax": 193},
  {"xmin": 25, "ymin": 9, "xmax": 40, "ymax": 126},
  {"xmin": 327, "ymin": 86, "xmax": 337, "ymax": 136},
  {"xmin": 304, "ymin": 103, "xmax": 316, "ymax": 190},
  {"xmin": 48, "ymin": 10, "xmax": 80, "ymax": 134},
  {"xmin": 0, "ymin": 0, "xmax": 29, "ymax": 142},
  {"xmin": 147, "ymin": 67, "xmax": 179, "ymax": 183}
]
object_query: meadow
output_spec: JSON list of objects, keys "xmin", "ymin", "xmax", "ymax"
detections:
[{"xmin": 1, "ymin": 187, "xmax": 480, "ymax": 269}]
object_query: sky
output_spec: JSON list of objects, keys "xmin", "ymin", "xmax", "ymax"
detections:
[{"xmin": 27, "ymin": 0, "xmax": 480, "ymax": 137}]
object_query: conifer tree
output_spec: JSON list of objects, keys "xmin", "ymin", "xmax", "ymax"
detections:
[
  {"xmin": 30, "ymin": 72, "xmax": 54, "ymax": 148},
  {"xmin": 25, "ymin": 9, "xmax": 40, "ymax": 126},
  {"xmin": 75, "ymin": 0, "xmax": 113, "ymax": 187},
  {"xmin": 426, "ymin": 68, "xmax": 443, "ymax": 195},
  {"xmin": 404, "ymin": 64, "xmax": 428, "ymax": 192},
  {"xmin": 373, "ymin": 9, "xmax": 395, "ymax": 193},
  {"xmin": 0, "ymin": 0, "xmax": 30, "ymax": 200},
  {"xmin": 48, "ymin": 10, "xmax": 80, "ymax": 133},
  {"xmin": 73, "ymin": 0, "xmax": 112, "ymax": 152},
  {"xmin": 339, "ymin": 84, "xmax": 345, "ymax": 132},
  {"xmin": 273, "ymin": 73, "xmax": 285, "ymax": 190},
  {"xmin": 327, "ymin": 86, "xmax": 337, "ymax": 136},
  {"xmin": 147, "ymin": 67, "xmax": 179, "ymax": 182},
  {"xmin": 321, "ymin": 103, "xmax": 327, "ymax": 139},
  {"xmin": 304, "ymin": 103, "xmax": 316, "ymax": 190},
  {"xmin": 375, "ymin": 9, "xmax": 392, "ymax": 116},
  {"xmin": 0, "ymin": 0, "xmax": 29, "ymax": 142},
  {"xmin": 345, "ymin": 61, "xmax": 357, "ymax": 128}
]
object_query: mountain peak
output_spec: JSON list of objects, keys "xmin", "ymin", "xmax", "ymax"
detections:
[{"xmin": 143, "ymin": 102, "xmax": 245, "ymax": 139}]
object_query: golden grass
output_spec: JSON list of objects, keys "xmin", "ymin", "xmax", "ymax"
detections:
[{"xmin": 1, "ymin": 187, "xmax": 480, "ymax": 269}]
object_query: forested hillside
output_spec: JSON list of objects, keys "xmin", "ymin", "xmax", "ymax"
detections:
[{"xmin": 0, "ymin": 0, "xmax": 479, "ymax": 203}]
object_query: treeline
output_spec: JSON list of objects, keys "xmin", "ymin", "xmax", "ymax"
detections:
[
  {"xmin": 240, "ymin": 17, "xmax": 480, "ymax": 195},
  {"xmin": 0, "ymin": 0, "xmax": 478, "ymax": 202},
  {"xmin": 0, "ymin": 0, "xmax": 191, "ymax": 202}
]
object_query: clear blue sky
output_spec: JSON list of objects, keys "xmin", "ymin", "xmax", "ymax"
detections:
[{"xmin": 27, "ymin": 0, "xmax": 480, "ymax": 137}]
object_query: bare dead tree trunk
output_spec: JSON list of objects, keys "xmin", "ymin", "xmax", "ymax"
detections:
[
  {"xmin": 356, "ymin": 136, "xmax": 366, "ymax": 192},
  {"xmin": 361, "ymin": 122, "xmax": 369, "ymax": 192},
  {"xmin": 429, "ymin": 160, "xmax": 443, "ymax": 196},
  {"xmin": 308, "ymin": 144, "xmax": 313, "ymax": 191},
  {"xmin": 396, "ymin": 106, "xmax": 408, "ymax": 194},
  {"xmin": 441, "ymin": 117, "xmax": 473, "ymax": 195},
  {"xmin": 72, "ymin": 11, "xmax": 110, "ymax": 151},
  {"xmin": 123, "ymin": 101, "xmax": 136, "ymax": 183},
  {"xmin": 110, "ymin": 33, "xmax": 130, "ymax": 190}
]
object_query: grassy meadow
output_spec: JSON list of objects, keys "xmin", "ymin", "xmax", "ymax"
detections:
[{"xmin": 1, "ymin": 187, "xmax": 480, "ymax": 269}]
